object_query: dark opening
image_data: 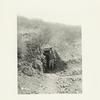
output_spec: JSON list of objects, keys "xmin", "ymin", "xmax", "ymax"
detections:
[
  {"xmin": 42, "ymin": 48, "xmax": 66, "ymax": 73},
  {"xmin": 43, "ymin": 48, "xmax": 51, "ymax": 73}
]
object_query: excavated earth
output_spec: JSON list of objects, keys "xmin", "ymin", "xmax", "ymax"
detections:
[{"xmin": 18, "ymin": 60, "xmax": 82, "ymax": 94}]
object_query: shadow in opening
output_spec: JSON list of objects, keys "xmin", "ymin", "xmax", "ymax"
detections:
[
  {"xmin": 43, "ymin": 49, "xmax": 67, "ymax": 73},
  {"xmin": 53, "ymin": 51, "xmax": 67, "ymax": 73}
]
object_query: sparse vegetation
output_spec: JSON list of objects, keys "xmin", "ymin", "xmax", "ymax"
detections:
[{"xmin": 17, "ymin": 16, "xmax": 82, "ymax": 94}]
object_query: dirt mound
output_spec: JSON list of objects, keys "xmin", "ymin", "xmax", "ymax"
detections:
[{"xmin": 22, "ymin": 67, "xmax": 36, "ymax": 76}]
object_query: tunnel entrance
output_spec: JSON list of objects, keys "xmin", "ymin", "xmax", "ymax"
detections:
[
  {"xmin": 42, "ymin": 47, "xmax": 66, "ymax": 73},
  {"xmin": 43, "ymin": 48, "xmax": 55, "ymax": 73},
  {"xmin": 18, "ymin": 47, "xmax": 66, "ymax": 75}
]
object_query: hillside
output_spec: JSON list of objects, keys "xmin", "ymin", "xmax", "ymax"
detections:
[
  {"xmin": 17, "ymin": 16, "xmax": 82, "ymax": 94},
  {"xmin": 17, "ymin": 16, "xmax": 81, "ymax": 61}
]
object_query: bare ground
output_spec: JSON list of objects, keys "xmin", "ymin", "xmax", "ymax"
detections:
[{"xmin": 18, "ymin": 62, "xmax": 82, "ymax": 94}]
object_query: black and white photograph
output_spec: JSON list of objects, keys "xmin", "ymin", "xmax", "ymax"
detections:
[
  {"xmin": 17, "ymin": 16, "xmax": 82, "ymax": 94},
  {"xmin": 1, "ymin": 0, "xmax": 100, "ymax": 99}
]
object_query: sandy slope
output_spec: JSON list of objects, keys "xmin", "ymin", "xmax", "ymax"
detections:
[
  {"xmin": 18, "ymin": 66, "xmax": 82, "ymax": 94},
  {"xmin": 38, "ymin": 73, "xmax": 82, "ymax": 94},
  {"xmin": 39, "ymin": 73, "xmax": 58, "ymax": 93}
]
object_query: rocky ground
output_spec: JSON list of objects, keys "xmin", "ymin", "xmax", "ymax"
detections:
[{"xmin": 18, "ymin": 60, "xmax": 82, "ymax": 94}]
